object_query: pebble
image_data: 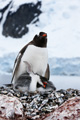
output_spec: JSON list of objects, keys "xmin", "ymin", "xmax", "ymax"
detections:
[
  {"xmin": 20, "ymin": 96, "xmax": 27, "ymax": 100},
  {"xmin": 0, "ymin": 86, "xmax": 80, "ymax": 119},
  {"xmin": 32, "ymin": 115, "xmax": 40, "ymax": 119},
  {"xmin": 7, "ymin": 92, "xmax": 13, "ymax": 97},
  {"xmin": 1, "ymin": 90, "xmax": 8, "ymax": 94},
  {"xmin": 42, "ymin": 99, "xmax": 48, "ymax": 104}
]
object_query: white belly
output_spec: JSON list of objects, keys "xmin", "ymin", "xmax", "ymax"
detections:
[{"xmin": 18, "ymin": 45, "xmax": 48, "ymax": 78}]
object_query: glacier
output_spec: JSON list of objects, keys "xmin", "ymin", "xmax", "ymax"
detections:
[{"xmin": 0, "ymin": 54, "xmax": 80, "ymax": 76}]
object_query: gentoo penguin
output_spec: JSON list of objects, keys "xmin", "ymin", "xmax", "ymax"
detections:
[
  {"xmin": 13, "ymin": 62, "xmax": 43, "ymax": 92},
  {"xmin": 12, "ymin": 32, "xmax": 50, "ymax": 84},
  {"xmin": 14, "ymin": 74, "xmax": 56, "ymax": 93},
  {"xmin": 13, "ymin": 73, "xmax": 43, "ymax": 92},
  {"xmin": 13, "ymin": 62, "xmax": 56, "ymax": 92},
  {"xmin": 37, "ymin": 76, "xmax": 56, "ymax": 92}
]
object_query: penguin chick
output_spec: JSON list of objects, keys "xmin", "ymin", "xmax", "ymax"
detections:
[
  {"xmin": 12, "ymin": 32, "xmax": 50, "ymax": 84},
  {"xmin": 13, "ymin": 62, "xmax": 43, "ymax": 93},
  {"xmin": 13, "ymin": 73, "xmax": 43, "ymax": 92},
  {"xmin": 37, "ymin": 76, "xmax": 56, "ymax": 92}
]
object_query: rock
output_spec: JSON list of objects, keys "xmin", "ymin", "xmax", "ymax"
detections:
[
  {"xmin": 0, "ymin": 86, "xmax": 80, "ymax": 120},
  {"xmin": 44, "ymin": 96, "xmax": 80, "ymax": 120},
  {"xmin": 0, "ymin": 95, "xmax": 23, "ymax": 120},
  {"xmin": 1, "ymin": 1, "xmax": 42, "ymax": 38}
]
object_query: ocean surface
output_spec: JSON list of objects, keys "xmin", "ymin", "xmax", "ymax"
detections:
[{"xmin": 50, "ymin": 75, "xmax": 80, "ymax": 90}]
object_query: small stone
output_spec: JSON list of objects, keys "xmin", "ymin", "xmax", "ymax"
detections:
[
  {"xmin": 55, "ymin": 92, "xmax": 61, "ymax": 98},
  {"xmin": 1, "ymin": 90, "xmax": 8, "ymax": 94},
  {"xmin": 22, "ymin": 103, "xmax": 27, "ymax": 107},
  {"xmin": 58, "ymin": 89, "xmax": 67, "ymax": 95},
  {"xmin": 16, "ymin": 93, "xmax": 21, "ymax": 97},
  {"xmin": 42, "ymin": 99, "xmax": 48, "ymax": 105},
  {"xmin": 7, "ymin": 92, "xmax": 13, "ymax": 97},
  {"xmin": 32, "ymin": 115, "xmax": 40, "ymax": 119},
  {"xmin": 9, "ymin": 90, "xmax": 15, "ymax": 94},
  {"xmin": 25, "ymin": 111, "xmax": 31, "ymax": 116},
  {"xmin": 31, "ymin": 112, "xmax": 37, "ymax": 116},
  {"xmin": 77, "ymin": 91, "xmax": 80, "ymax": 96},
  {"xmin": 20, "ymin": 96, "xmax": 27, "ymax": 100},
  {"xmin": 58, "ymin": 97, "xmax": 64, "ymax": 105}
]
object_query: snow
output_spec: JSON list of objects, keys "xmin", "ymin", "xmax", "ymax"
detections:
[
  {"xmin": 39, "ymin": 0, "xmax": 80, "ymax": 58},
  {"xmin": 0, "ymin": 0, "xmax": 80, "ymax": 75},
  {"xmin": 10, "ymin": 0, "xmax": 39, "ymax": 12},
  {"xmin": 0, "ymin": 0, "xmax": 38, "ymax": 11},
  {"xmin": 0, "ymin": 0, "xmax": 11, "ymax": 9}
]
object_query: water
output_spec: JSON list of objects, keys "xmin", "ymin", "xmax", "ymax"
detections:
[
  {"xmin": 0, "ymin": 73, "xmax": 12, "ymax": 86},
  {"xmin": 50, "ymin": 75, "xmax": 80, "ymax": 90}
]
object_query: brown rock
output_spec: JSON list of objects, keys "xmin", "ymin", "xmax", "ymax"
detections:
[
  {"xmin": 44, "ymin": 97, "xmax": 80, "ymax": 120},
  {"xmin": 0, "ymin": 95, "xmax": 23, "ymax": 120}
]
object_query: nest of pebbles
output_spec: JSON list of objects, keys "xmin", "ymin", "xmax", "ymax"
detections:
[{"xmin": 0, "ymin": 86, "xmax": 80, "ymax": 120}]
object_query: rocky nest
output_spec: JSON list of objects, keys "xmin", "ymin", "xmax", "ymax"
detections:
[{"xmin": 0, "ymin": 86, "xmax": 80, "ymax": 120}]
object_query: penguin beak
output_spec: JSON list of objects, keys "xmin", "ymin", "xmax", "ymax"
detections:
[
  {"xmin": 43, "ymin": 82, "xmax": 47, "ymax": 88},
  {"xmin": 42, "ymin": 33, "xmax": 47, "ymax": 37},
  {"xmin": 39, "ymin": 33, "xmax": 47, "ymax": 39}
]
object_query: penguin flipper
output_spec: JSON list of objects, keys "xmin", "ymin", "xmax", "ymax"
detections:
[
  {"xmin": 45, "ymin": 64, "xmax": 50, "ymax": 80},
  {"xmin": 4, "ymin": 84, "xmax": 12, "ymax": 87},
  {"xmin": 11, "ymin": 52, "xmax": 22, "ymax": 83},
  {"xmin": 11, "ymin": 40, "xmax": 34, "ymax": 83}
]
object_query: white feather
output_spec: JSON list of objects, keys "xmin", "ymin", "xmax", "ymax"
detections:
[
  {"xmin": 37, "ymin": 87, "xmax": 53, "ymax": 92},
  {"xmin": 29, "ymin": 74, "xmax": 40, "ymax": 91},
  {"xmin": 13, "ymin": 45, "xmax": 48, "ymax": 83}
]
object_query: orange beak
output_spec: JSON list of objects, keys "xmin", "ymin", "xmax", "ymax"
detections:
[
  {"xmin": 42, "ymin": 34, "xmax": 47, "ymax": 37},
  {"xmin": 43, "ymin": 82, "xmax": 47, "ymax": 88}
]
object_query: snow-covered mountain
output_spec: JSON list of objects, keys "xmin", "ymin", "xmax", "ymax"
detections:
[{"xmin": 0, "ymin": 0, "xmax": 80, "ymax": 76}]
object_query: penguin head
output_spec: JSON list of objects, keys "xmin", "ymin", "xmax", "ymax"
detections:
[
  {"xmin": 33, "ymin": 32, "xmax": 47, "ymax": 47},
  {"xmin": 39, "ymin": 32, "xmax": 47, "ymax": 38},
  {"xmin": 37, "ymin": 76, "xmax": 56, "ymax": 92}
]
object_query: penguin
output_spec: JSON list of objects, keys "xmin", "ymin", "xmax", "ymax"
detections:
[
  {"xmin": 13, "ymin": 64, "xmax": 56, "ymax": 93},
  {"xmin": 12, "ymin": 32, "xmax": 50, "ymax": 84},
  {"xmin": 13, "ymin": 73, "xmax": 56, "ymax": 93},
  {"xmin": 37, "ymin": 76, "xmax": 56, "ymax": 92},
  {"xmin": 13, "ymin": 73, "xmax": 43, "ymax": 92},
  {"xmin": 5, "ymin": 62, "xmax": 56, "ymax": 93},
  {"xmin": 13, "ymin": 61, "xmax": 43, "ymax": 92}
]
